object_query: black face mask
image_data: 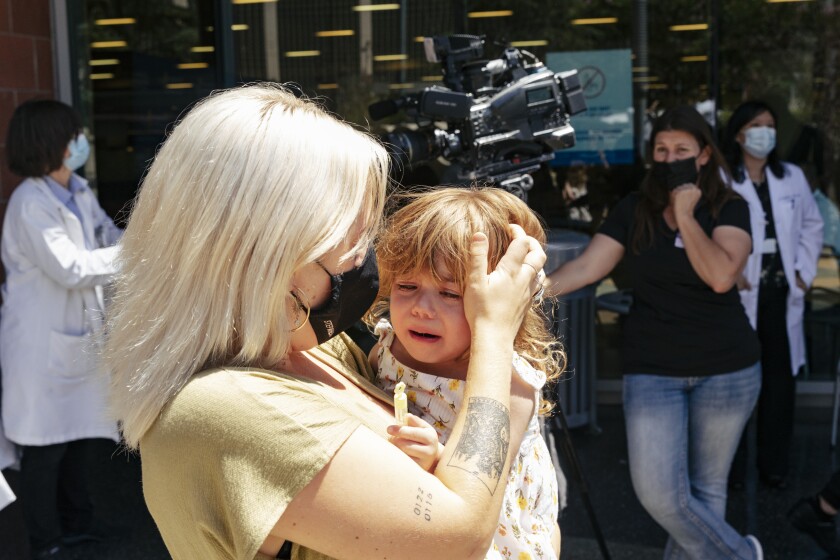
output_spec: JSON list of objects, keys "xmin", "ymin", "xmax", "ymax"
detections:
[
  {"xmin": 652, "ymin": 157, "xmax": 699, "ymax": 190},
  {"xmin": 305, "ymin": 248, "xmax": 380, "ymax": 344}
]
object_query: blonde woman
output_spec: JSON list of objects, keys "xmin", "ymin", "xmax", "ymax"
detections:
[{"xmin": 103, "ymin": 84, "xmax": 545, "ymax": 560}]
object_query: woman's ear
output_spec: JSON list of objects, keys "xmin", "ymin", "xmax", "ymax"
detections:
[{"xmin": 696, "ymin": 145, "xmax": 712, "ymax": 167}]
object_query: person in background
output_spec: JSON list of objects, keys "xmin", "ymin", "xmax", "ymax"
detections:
[
  {"xmin": 368, "ymin": 186, "xmax": 563, "ymax": 559},
  {"xmin": 1, "ymin": 99, "xmax": 122, "ymax": 558},
  {"xmin": 0, "ymin": 390, "xmax": 26, "ymax": 560},
  {"xmin": 545, "ymin": 106, "xmax": 763, "ymax": 559},
  {"xmin": 102, "ymin": 84, "xmax": 546, "ymax": 560},
  {"xmin": 788, "ymin": 469, "xmax": 840, "ymax": 558},
  {"xmin": 813, "ymin": 188, "xmax": 840, "ymax": 257},
  {"xmin": 723, "ymin": 100, "xmax": 823, "ymax": 490}
]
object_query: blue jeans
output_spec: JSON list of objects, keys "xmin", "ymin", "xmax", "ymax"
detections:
[{"xmin": 623, "ymin": 363, "xmax": 761, "ymax": 560}]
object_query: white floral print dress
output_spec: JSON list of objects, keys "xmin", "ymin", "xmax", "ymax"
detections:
[{"xmin": 374, "ymin": 320, "xmax": 559, "ymax": 560}]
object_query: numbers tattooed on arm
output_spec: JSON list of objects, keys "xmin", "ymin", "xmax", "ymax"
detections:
[
  {"xmin": 446, "ymin": 397, "xmax": 510, "ymax": 495},
  {"xmin": 413, "ymin": 487, "xmax": 432, "ymax": 521}
]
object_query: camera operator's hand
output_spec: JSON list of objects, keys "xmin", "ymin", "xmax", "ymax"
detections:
[{"xmin": 671, "ymin": 184, "xmax": 702, "ymax": 227}]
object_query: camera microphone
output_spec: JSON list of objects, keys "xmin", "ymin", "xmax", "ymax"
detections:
[{"xmin": 368, "ymin": 99, "xmax": 401, "ymax": 121}]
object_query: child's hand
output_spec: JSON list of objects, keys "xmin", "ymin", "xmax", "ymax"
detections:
[{"xmin": 386, "ymin": 413, "xmax": 444, "ymax": 472}]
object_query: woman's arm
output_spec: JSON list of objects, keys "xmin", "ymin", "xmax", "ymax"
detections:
[
  {"xmin": 387, "ymin": 371, "xmax": 534, "ymax": 474},
  {"xmin": 672, "ymin": 187, "xmax": 751, "ymax": 293},
  {"xmin": 544, "ymin": 233, "xmax": 624, "ymax": 298},
  {"xmin": 266, "ymin": 228, "xmax": 545, "ymax": 560},
  {"xmin": 16, "ymin": 195, "xmax": 120, "ymax": 289},
  {"xmin": 89, "ymin": 196, "xmax": 124, "ymax": 247}
]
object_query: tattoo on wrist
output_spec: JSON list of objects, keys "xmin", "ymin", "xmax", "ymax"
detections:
[
  {"xmin": 413, "ymin": 487, "xmax": 432, "ymax": 521},
  {"xmin": 446, "ymin": 397, "xmax": 510, "ymax": 495}
]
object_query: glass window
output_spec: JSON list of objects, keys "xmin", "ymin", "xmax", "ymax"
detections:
[
  {"xmin": 74, "ymin": 0, "xmax": 219, "ymax": 221},
  {"xmin": 70, "ymin": 0, "xmax": 840, "ymax": 379}
]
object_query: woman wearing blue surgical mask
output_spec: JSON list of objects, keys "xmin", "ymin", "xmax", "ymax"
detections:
[
  {"xmin": 723, "ymin": 100, "xmax": 823, "ymax": 491},
  {"xmin": 545, "ymin": 106, "xmax": 764, "ymax": 559},
  {"xmin": 1, "ymin": 99, "xmax": 123, "ymax": 558}
]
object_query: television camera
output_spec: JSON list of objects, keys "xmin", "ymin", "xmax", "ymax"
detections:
[{"xmin": 368, "ymin": 34, "xmax": 587, "ymax": 199}]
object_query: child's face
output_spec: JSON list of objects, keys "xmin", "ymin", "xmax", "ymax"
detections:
[{"xmin": 388, "ymin": 260, "xmax": 471, "ymax": 376}]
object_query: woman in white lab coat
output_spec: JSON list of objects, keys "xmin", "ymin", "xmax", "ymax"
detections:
[
  {"xmin": 1, "ymin": 99, "xmax": 121, "ymax": 557},
  {"xmin": 723, "ymin": 99, "xmax": 823, "ymax": 489}
]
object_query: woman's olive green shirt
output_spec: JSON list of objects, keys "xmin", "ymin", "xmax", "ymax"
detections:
[{"xmin": 140, "ymin": 334, "xmax": 392, "ymax": 560}]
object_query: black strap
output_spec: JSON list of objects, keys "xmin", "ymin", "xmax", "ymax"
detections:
[{"xmin": 276, "ymin": 540, "xmax": 293, "ymax": 559}]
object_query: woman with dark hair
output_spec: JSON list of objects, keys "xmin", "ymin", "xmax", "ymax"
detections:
[
  {"xmin": 723, "ymin": 100, "xmax": 823, "ymax": 489},
  {"xmin": 546, "ymin": 106, "xmax": 763, "ymax": 559},
  {"xmin": 1, "ymin": 99, "xmax": 122, "ymax": 558}
]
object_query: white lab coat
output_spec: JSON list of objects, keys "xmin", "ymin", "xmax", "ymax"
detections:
[
  {"xmin": 731, "ymin": 162, "xmax": 823, "ymax": 376},
  {"xmin": 0, "ymin": 175, "xmax": 122, "ymax": 445}
]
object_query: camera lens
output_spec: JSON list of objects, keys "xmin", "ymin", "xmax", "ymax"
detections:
[{"xmin": 382, "ymin": 129, "xmax": 440, "ymax": 168}]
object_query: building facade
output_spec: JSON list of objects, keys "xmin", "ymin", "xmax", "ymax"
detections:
[{"xmin": 2, "ymin": 0, "xmax": 839, "ymax": 386}]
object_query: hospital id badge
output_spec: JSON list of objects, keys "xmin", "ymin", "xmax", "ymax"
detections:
[{"xmin": 762, "ymin": 238, "xmax": 777, "ymax": 254}]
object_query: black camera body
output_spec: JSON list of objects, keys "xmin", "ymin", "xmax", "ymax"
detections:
[{"xmin": 369, "ymin": 35, "xmax": 587, "ymax": 199}]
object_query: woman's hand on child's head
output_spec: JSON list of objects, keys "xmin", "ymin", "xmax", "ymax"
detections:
[
  {"xmin": 464, "ymin": 225, "xmax": 546, "ymax": 339},
  {"xmin": 386, "ymin": 413, "xmax": 444, "ymax": 472}
]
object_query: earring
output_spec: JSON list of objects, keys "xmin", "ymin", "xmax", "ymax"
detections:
[{"xmin": 290, "ymin": 290, "xmax": 311, "ymax": 332}]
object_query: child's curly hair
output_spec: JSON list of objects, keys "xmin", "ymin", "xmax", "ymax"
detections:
[{"xmin": 367, "ymin": 185, "xmax": 566, "ymax": 413}]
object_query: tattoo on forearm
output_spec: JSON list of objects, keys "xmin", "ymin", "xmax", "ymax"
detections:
[
  {"xmin": 446, "ymin": 397, "xmax": 510, "ymax": 495},
  {"xmin": 412, "ymin": 487, "xmax": 432, "ymax": 521}
]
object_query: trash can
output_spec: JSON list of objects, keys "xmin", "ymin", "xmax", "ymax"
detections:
[{"xmin": 544, "ymin": 229, "xmax": 598, "ymax": 430}]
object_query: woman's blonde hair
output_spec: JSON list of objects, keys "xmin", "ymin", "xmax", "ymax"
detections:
[
  {"xmin": 103, "ymin": 84, "xmax": 389, "ymax": 448},
  {"xmin": 368, "ymin": 186, "xmax": 565, "ymax": 411}
]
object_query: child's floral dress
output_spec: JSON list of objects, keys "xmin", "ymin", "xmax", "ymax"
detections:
[{"xmin": 374, "ymin": 320, "xmax": 559, "ymax": 560}]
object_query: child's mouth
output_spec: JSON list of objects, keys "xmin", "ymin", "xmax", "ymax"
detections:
[{"xmin": 409, "ymin": 330, "xmax": 441, "ymax": 341}]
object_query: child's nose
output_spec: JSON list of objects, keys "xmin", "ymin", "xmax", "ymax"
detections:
[{"xmin": 411, "ymin": 293, "xmax": 436, "ymax": 318}]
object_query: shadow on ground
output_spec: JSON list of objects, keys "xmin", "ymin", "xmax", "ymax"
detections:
[{"xmin": 1, "ymin": 403, "xmax": 838, "ymax": 560}]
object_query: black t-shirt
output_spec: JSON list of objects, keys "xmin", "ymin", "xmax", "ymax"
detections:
[{"xmin": 598, "ymin": 193, "xmax": 760, "ymax": 377}]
